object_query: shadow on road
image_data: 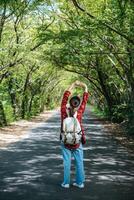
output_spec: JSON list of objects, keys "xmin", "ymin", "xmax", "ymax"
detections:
[{"xmin": 0, "ymin": 109, "xmax": 134, "ymax": 200}]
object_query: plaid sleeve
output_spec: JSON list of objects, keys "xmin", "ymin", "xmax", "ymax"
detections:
[
  {"xmin": 60, "ymin": 90, "xmax": 71, "ymax": 134},
  {"xmin": 78, "ymin": 92, "xmax": 89, "ymax": 114}
]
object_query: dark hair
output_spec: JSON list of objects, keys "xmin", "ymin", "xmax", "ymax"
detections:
[
  {"xmin": 69, "ymin": 96, "xmax": 81, "ymax": 108},
  {"xmin": 68, "ymin": 107, "xmax": 75, "ymax": 117}
]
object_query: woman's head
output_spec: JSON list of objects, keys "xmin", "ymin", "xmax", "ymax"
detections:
[
  {"xmin": 66, "ymin": 96, "xmax": 81, "ymax": 117},
  {"xmin": 69, "ymin": 96, "xmax": 81, "ymax": 108}
]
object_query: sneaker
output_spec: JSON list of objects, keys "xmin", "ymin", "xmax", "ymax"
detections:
[
  {"xmin": 72, "ymin": 182, "xmax": 84, "ymax": 188},
  {"xmin": 61, "ymin": 183, "xmax": 70, "ymax": 188}
]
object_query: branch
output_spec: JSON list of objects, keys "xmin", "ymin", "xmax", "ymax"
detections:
[
  {"xmin": 71, "ymin": 0, "xmax": 94, "ymax": 18},
  {"xmin": 71, "ymin": 0, "xmax": 134, "ymax": 44},
  {"xmin": 0, "ymin": 58, "xmax": 23, "ymax": 83},
  {"xmin": 0, "ymin": 2, "xmax": 7, "ymax": 42},
  {"xmin": 30, "ymin": 18, "xmax": 55, "ymax": 51},
  {"xmin": 62, "ymin": 65, "xmax": 103, "ymax": 95}
]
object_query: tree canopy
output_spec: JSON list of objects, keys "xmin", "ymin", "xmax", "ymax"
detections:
[{"xmin": 0, "ymin": 0, "xmax": 134, "ymax": 134}]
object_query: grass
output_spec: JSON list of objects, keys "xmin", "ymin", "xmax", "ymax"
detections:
[{"xmin": 90, "ymin": 105, "xmax": 107, "ymax": 118}]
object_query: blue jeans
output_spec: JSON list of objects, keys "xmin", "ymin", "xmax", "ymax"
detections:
[{"xmin": 61, "ymin": 143, "xmax": 85, "ymax": 185}]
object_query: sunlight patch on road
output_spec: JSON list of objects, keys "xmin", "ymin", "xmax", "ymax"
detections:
[
  {"xmin": 0, "ymin": 133, "xmax": 29, "ymax": 150},
  {"xmin": 0, "ymin": 109, "xmax": 58, "ymax": 149},
  {"xmin": 92, "ymin": 157, "xmax": 117, "ymax": 165},
  {"xmin": 83, "ymin": 124, "xmax": 104, "ymax": 128},
  {"xmin": 84, "ymin": 146, "xmax": 108, "ymax": 150},
  {"xmin": 98, "ymin": 175, "xmax": 134, "ymax": 182},
  {"xmin": 24, "ymin": 154, "xmax": 62, "ymax": 164}
]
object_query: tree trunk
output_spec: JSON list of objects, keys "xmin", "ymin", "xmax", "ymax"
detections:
[
  {"xmin": 96, "ymin": 57, "xmax": 113, "ymax": 115},
  {"xmin": 0, "ymin": 2, "xmax": 6, "ymax": 42},
  {"xmin": 8, "ymin": 78, "xmax": 17, "ymax": 117},
  {"xmin": 0, "ymin": 101, "xmax": 7, "ymax": 126},
  {"xmin": 21, "ymin": 77, "xmax": 29, "ymax": 119},
  {"xmin": 28, "ymin": 95, "xmax": 34, "ymax": 114}
]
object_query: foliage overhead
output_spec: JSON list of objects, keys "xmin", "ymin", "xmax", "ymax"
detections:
[{"xmin": 0, "ymin": 0, "xmax": 134, "ymax": 134}]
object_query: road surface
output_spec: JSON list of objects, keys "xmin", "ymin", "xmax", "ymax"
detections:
[{"xmin": 0, "ymin": 109, "xmax": 134, "ymax": 200}]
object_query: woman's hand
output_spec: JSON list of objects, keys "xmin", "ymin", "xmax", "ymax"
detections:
[
  {"xmin": 67, "ymin": 81, "xmax": 88, "ymax": 93},
  {"xmin": 74, "ymin": 81, "xmax": 88, "ymax": 92}
]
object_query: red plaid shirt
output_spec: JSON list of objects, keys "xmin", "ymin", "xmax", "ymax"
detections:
[{"xmin": 60, "ymin": 90, "xmax": 89, "ymax": 149}]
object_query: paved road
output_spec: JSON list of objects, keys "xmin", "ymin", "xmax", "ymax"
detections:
[{"xmin": 0, "ymin": 109, "xmax": 134, "ymax": 200}]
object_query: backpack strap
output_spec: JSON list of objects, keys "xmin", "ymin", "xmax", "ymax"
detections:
[
  {"xmin": 73, "ymin": 117, "xmax": 76, "ymax": 133},
  {"xmin": 73, "ymin": 111, "xmax": 78, "ymax": 133},
  {"xmin": 73, "ymin": 111, "xmax": 77, "ymax": 118}
]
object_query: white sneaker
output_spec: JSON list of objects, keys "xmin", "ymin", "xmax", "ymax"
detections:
[
  {"xmin": 72, "ymin": 182, "xmax": 84, "ymax": 188},
  {"xmin": 61, "ymin": 183, "xmax": 70, "ymax": 188}
]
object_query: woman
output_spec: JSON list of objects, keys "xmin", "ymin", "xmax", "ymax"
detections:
[{"xmin": 60, "ymin": 81, "xmax": 89, "ymax": 188}]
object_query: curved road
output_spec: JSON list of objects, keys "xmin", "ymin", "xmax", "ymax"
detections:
[{"xmin": 0, "ymin": 109, "xmax": 134, "ymax": 200}]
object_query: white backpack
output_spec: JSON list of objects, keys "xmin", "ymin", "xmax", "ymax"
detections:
[{"xmin": 62, "ymin": 112, "xmax": 82, "ymax": 145}]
